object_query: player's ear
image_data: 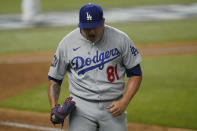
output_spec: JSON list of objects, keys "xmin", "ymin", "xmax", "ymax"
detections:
[{"xmin": 102, "ymin": 18, "xmax": 105, "ymax": 25}]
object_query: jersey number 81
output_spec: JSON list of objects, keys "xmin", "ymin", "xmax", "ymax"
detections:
[{"xmin": 106, "ymin": 64, "xmax": 119, "ymax": 82}]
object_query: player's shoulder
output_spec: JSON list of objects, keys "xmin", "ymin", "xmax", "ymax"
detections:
[
  {"xmin": 104, "ymin": 25, "xmax": 132, "ymax": 45},
  {"xmin": 58, "ymin": 28, "xmax": 80, "ymax": 47},
  {"xmin": 105, "ymin": 25, "xmax": 129, "ymax": 38},
  {"xmin": 61, "ymin": 28, "xmax": 80, "ymax": 43}
]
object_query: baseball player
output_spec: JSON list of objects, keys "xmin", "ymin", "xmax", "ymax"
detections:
[{"xmin": 48, "ymin": 3, "xmax": 142, "ymax": 131}]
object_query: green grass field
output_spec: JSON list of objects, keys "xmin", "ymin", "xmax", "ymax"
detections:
[
  {"xmin": 127, "ymin": 54, "xmax": 197, "ymax": 129},
  {"xmin": 0, "ymin": 0, "xmax": 196, "ymax": 14},
  {"xmin": 0, "ymin": 18, "xmax": 197, "ymax": 54},
  {"xmin": 0, "ymin": 54, "xmax": 197, "ymax": 129}
]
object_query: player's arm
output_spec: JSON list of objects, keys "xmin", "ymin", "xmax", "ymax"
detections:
[
  {"xmin": 48, "ymin": 75, "xmax": 76, "ymax": 126},
  {"xmin": 121, "ymin": 64, "xmax": 142, "ymax": 108},
  {"xmin": 48, "ymin": 76, "xmax": 62, "ymax": 109},
  {"xmin": 107, "ymin": 64, "xmax": 142, "ymax": 116}
]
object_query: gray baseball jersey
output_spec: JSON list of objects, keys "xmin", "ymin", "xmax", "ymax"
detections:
[{"xmin": 48, "ymin": 25, "xmax": 142, "ymax": 101}]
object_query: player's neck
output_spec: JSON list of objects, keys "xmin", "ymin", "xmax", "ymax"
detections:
[{"xmin": 94, "ymin": 29, "xmax": 104, "ymax": 43}]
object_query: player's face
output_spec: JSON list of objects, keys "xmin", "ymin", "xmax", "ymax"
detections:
[{"xmin": 81, "ymin": 19, "xmax": 105, "ymax": 43}]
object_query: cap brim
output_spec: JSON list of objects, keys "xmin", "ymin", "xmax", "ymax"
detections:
[{"xmin": 78, "ymin": 20, "xmax": 102, "ymax": 29}]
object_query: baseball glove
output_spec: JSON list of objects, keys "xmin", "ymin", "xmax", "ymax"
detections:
[{"xmin": 50, "ymin": 97, "xmax": 76, "ymax": 127}]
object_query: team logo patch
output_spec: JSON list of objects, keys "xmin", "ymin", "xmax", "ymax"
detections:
[
  {"xmin": 51, "ymin": 55, "xmax": 58, "ymax": 67},
  {"xmin": 130, "ymin": 46, "xmax": 139, "ymax": 56}
]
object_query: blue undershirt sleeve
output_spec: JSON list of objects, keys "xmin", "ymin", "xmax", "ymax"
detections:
[
  {"xmin": 126, "ymin": 64, "xmax": 142, "ymax": 77},
  {"xmin": 48, "ymin": 75, "xmax": 63, "ymax": 86}
]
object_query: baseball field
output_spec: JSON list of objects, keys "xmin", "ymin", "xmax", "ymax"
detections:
[{"xmin": 0, "ymin": 0, "xmax": 197, "ymax": 131}]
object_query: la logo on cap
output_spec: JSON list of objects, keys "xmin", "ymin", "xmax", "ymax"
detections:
[
  {"xmin": 86, "ymin": 12, "xmax": 92, "ymax": 20},
  {"xmin": 78, "ymin": 4, "xmax": 103, "ymax": 29}
]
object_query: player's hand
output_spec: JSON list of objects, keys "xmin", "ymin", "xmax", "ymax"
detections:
[
  {"xmin": 107, "ymin": 100, "xmax": 127, "ymax": 117},
  {"xmin": 50, "ymin": 97, "xmax": 76, "ymax": 125}
]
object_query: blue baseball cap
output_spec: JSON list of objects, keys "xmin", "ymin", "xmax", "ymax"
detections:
[{"xmin": 78, "ymin": 3, "xmax": 103, "ymax": 29}]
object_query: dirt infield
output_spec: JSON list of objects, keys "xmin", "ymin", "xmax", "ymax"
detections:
[
  {"xmin": 0, "ymin": 43, "xmax": 197, "ymax": 131},
  {"xmin": 0, "ymin": 108, "xmax": 196, "ymax": 131}
]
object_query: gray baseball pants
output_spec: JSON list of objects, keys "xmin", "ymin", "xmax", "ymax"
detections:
[{"xmin": 68, "ymin": 94, "xmax": 128, "ymax": 131}]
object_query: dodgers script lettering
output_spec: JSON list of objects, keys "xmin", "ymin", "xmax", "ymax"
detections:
[{"xmin": 71, "ymin": 48, "xmax": 120, "ymax": 75}]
